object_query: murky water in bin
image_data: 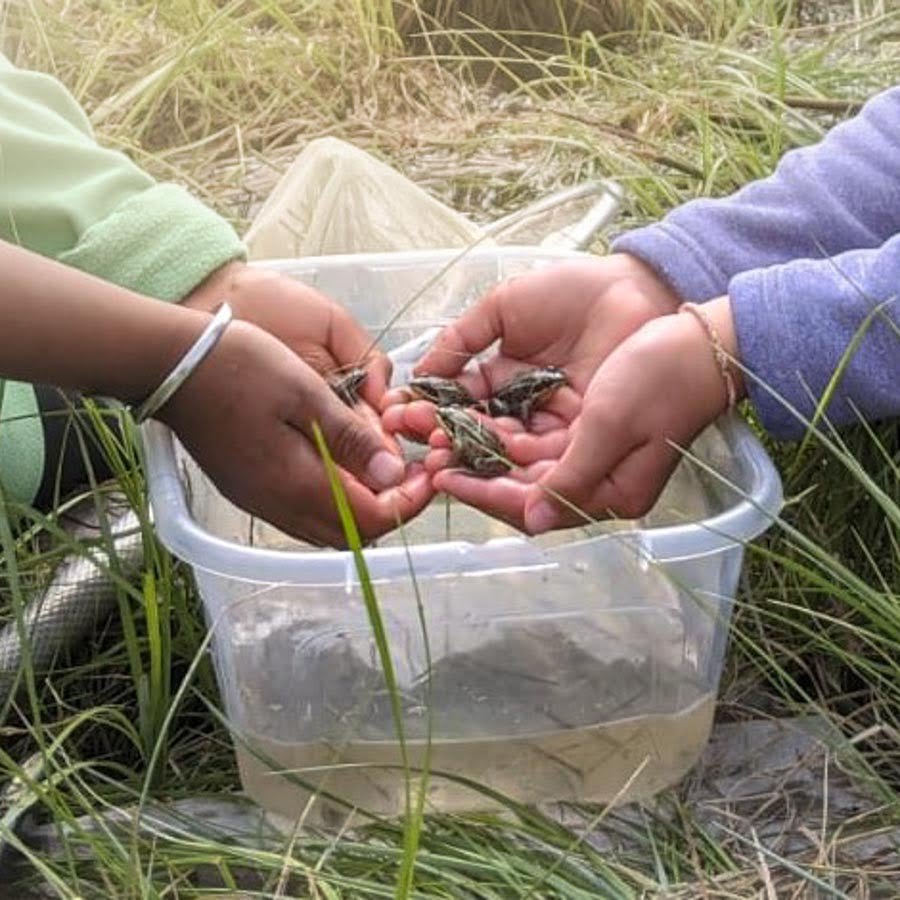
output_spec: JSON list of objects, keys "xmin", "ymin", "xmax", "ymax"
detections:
[
  {"xmin": 213, "ymin": 559, "xmax": 717, "ymax": 823},
  {"xmin": 149, "ymin": 248, "xmax": 779, "ymax": 826},
  {"xmin": 182, "ymin": 445, "xmax": 726, "ymax": 823}
]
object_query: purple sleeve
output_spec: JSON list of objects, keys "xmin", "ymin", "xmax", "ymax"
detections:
[
  {"xmin": 729, "ymin": 236, "xmax": 900, "ymax": 439},
  {"xmin": 611, "ymin": 85, "xmax": 900, "ymax": 439},
  {"xmin": 612, "ymin": 85, "xmax": 900, "ymax": 301}
]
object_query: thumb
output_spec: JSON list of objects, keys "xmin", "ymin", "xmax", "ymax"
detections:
[
  {"xmin": 295, "ymin": 386, "xmax": 406, "ymax": 492},
  {"xmin": 415, "ymin": 285, "xmax": 505, "ymax": 377},
  {"xmin": 522, "ymin": 414, "xmax": 632, "ymax": 533}
]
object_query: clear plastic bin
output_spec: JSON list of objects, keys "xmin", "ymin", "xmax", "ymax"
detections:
[{"xmin": 143, "ymin": 247, "xmax": 783, "ymax": 827}]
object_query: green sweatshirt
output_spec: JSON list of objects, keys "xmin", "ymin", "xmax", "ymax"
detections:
[{"xmin": 0, "ymin": 53, "xmax": 246, "ymax": 505}]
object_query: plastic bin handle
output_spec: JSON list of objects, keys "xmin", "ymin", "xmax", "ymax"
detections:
[
  {"xmin": 540, "ymin": 180, "xmax": 625, "ymax": 251},
  {"xmin": 487, "ymin": 180, "xmax": 624, "ymax": 250}
]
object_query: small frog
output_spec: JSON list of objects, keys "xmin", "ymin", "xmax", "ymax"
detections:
[
  {"xmin": 328, "ymin": 367, "xmax": 368, "ymax": 406},
  {"xmin": 480, "ymin": 366, "xmax": 568, "ymax": 422},
  {"xmin": 407, "ymin": 375, "xmax": 477, "ymax": 408},
  {"xmin": 435, "ymin": 406, "xmax": 512, "ymax": 478}
]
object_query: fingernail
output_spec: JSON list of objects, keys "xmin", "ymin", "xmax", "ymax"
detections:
[
  {"xmin": 367, "ymin": 450, "xmax": 405, "ymax": 490},
  {"xmin": 526, "ymin": 500, "xmax": 558, "ymax": 534}
]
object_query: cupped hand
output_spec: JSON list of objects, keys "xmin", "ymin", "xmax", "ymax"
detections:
[
  {"xmin": 427, "ymin": 298, "xmax": 745, "ymax": 534},
  {"xmin": 183, "ymin": 260, "xmax": 390, "ymax": 408},
  {"xmin": 157, "ymin": 319, "xmax": 433, "ymax": 547},
  {"xmin": 420, "ymin": 413, "xmax": 567, "ymax": 532},
  {"xmin": 381, "ymin": 253, "xmax": 680, "ymax": 443}
]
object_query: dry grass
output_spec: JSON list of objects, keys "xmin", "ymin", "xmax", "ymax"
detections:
[{"xmin": 4, "ymin": 0, "xmax": 894, "ymax": 234}]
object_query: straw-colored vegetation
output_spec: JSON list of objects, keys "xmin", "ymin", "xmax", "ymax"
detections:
[{"xmin": 1, "ymin": 0, "xmax": 899, "ymax": 896}]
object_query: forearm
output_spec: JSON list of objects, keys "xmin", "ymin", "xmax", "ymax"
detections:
[
  {"xmin": 613, "ymin": 86, "xmax": 900, "ymax": 301},
  {"xmin": 0, "ymin": 241, "xmax": 209, "ymax": 401}
]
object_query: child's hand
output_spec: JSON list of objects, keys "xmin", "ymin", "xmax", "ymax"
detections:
[
  {"xmin": 158, "ymin": 319, "xmax": 433, "ymax": 547},
  {"xmin": 183, "ymin": 261, "xmax": 391, "ymax": 408},
  {"xmin": 381, "ymin": 254, "xmax": 680, "ymax": 441},
  {"xmin": 427, "ymin": 297, "xmax": 745, "ymax": 533}
]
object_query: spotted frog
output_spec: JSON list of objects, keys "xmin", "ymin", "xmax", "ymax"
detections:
[
  {"xmin": 436, "ymin": 406, "xmax": 512, "ymax": 478},
  {"xmin": 407, "ymin": 375, "xmax": 476, "ymax": 408},
  {"xmin": 328, "ymin": 367, "xmax": 368, "ymax": 406},
  {"xmin": 481, "ymin": 366, "xmax": 569, "ymax": 422}
]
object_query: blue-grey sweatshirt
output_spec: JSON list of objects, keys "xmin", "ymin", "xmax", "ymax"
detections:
[{"xmin": 613, "ymin": 85, "xmax": 900, "ymax": 440}]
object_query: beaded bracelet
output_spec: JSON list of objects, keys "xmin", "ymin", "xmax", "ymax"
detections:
[
  {"xmin": 133, "ymin": 302, "xmax": 233, "ymax": 424},
  {"xmin": 678, "ymin": 302, "xmax": 737, "ymax": 412}
]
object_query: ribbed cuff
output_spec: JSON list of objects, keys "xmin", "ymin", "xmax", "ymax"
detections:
[{"xmin": 58, "ymin": 183, "xmax": 247, "ymax": 301}]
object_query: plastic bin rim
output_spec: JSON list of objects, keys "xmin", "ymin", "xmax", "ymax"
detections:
[
  {"xmin": 143, "ymin": 415, "xmax": 782, "ymax": 584},
  {"xmin": 248, "ymin": 244, "xmax": 588, "ymax": 272}
]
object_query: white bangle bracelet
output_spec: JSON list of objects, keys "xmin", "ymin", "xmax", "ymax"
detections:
[{"xmin": 133, "ymin": 302, "xmax": 233, "ymax": 424}]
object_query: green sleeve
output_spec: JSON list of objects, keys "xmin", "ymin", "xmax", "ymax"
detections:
[
  {"xmin": 0, "ymin": 55, "xmax": 247, "ymax": 508},
  {"xmin": 0, "ymin": 53, "xmax": 246, "ymax": 300},
  {"xmin": 0, "ymin": 382, "xmax": 43, "ymax": 508}
]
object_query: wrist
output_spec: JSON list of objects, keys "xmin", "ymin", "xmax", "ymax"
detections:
[
  {"xmin": 701, "ymin": 295, "xmax": 747, "ymax": 403},
  {"xmin": 614, "ymin": 252, "xmax": 682, "ymax": 315},
  {"xmin": 677, "ymin": 296, "xmax": 746, "ymax": 414},
  {"xmin": 109, "ymin": 305, "xmax": 214, "ymax": 404},
  {"xmin": 134, "ymin": 303, "xmax": 232, "ymax": 423}
]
